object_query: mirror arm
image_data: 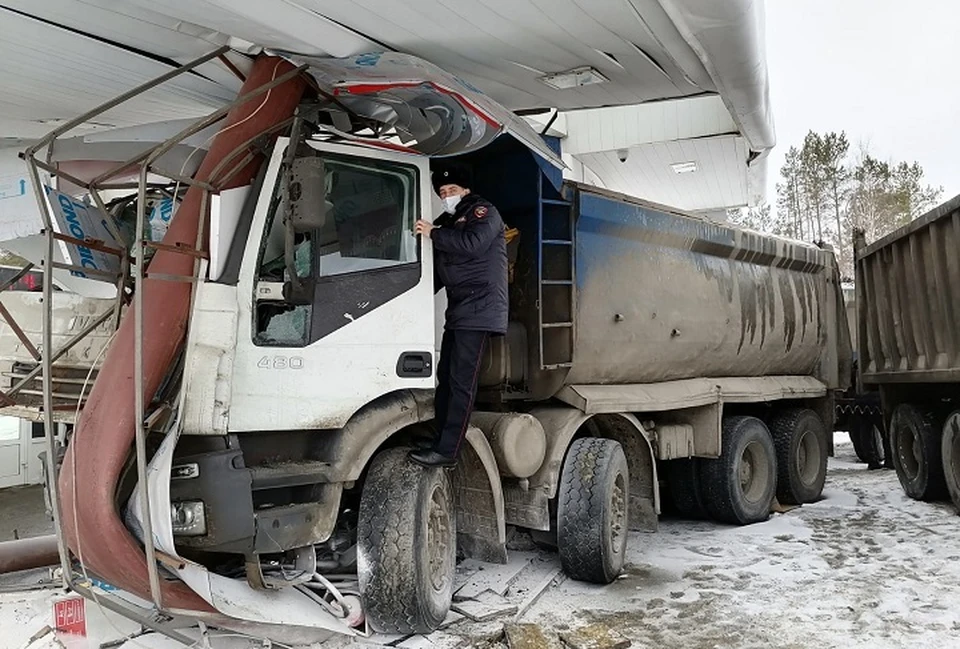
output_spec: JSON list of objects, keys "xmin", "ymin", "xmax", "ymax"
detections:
[{"xmin": 283, "ymin": 110, "xmax": 306, "ymax": 294}]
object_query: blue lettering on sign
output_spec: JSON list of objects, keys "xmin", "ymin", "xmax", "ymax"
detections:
[
  {"xmin": 55, "ymin": 193, "xmax": 99, "ymax": 276},
  {"xmin": 0, "ymin": 179, "xmax": 27, "ymax": 201},
  {"xmin": 354, "ymin": 52, "xmax": 382, "ymax": 67},
  {"xmin": 159, "ymin": 198, "xmax": 173, "ymax": 222}
]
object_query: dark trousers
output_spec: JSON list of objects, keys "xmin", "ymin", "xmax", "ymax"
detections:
[{"xmin": 433, "ymin": 329, "xmax": 490, "ymax": 458}]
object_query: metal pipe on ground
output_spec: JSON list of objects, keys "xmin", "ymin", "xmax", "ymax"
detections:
[{"xmin": 0, "ymin": 535, "xmax": 59, "ymax": 574}]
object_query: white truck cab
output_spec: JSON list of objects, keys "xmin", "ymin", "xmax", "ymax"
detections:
[{"xmin": 183, "ymin": 139, "xmax": 437, "ymax": 436}]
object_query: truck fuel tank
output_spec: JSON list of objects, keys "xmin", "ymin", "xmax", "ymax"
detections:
[{"xmin": 470, "ymin": 411, "xmax": 546, "ymax": 479}]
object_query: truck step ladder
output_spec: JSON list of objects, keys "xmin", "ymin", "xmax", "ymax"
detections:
[{"xmin": 536, "ymin": 172, "xmax": 576, "ymax": 370}]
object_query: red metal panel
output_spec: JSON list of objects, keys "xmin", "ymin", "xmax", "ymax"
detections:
[{"xmin": 58, "ymin": 56, "xmax": 305, "ymax": 610}]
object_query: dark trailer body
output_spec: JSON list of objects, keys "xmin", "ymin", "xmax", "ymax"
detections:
[{"xmin": 855, "ymin": 194, "xmax": 960, "ymax": 511}]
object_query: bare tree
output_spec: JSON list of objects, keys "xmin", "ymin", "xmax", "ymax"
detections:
[
  {"xmin": 800, "ymin": 131, "xmax": 828, "ymax": 242},
  {"xmin": 818, "ymin": 132, "xmax": 852, "ymax": 260}
]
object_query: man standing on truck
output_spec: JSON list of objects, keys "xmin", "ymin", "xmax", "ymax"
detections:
[{"xmin": 410, "ymin": 165, "xmax": 509, "ymax": 468}]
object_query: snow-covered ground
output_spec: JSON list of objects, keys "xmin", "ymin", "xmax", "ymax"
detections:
[
  {"xmin": 4, "ymin": 436, "xmax": 959, "ymax": 649},
  {"xmin": 518, "ymin": 435, "xmax": 960, "ymax": 649}
]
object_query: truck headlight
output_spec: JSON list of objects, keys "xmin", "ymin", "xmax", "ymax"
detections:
[{"xmin": 171, "ymin": 501, "xmax": 207, "ymax": 536}]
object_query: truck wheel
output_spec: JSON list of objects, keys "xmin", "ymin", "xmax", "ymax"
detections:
[
  {"xmin": 557, "ymin": 438, "xmax": 629, "ymax": 584},
  {"xmin": 849, "ymin": 418, "xmax": 871, "ymax": 464},
  {"xmin": 851, "ymin": 417, "xmax": 889, "ymax": 469},
  {"xmin": 358, "ymin": 448, "xmax": 456, "ymax": 634},
  {"xmin": 942, "ymin": 412, "xmax": 960, "ymax": 513},
  {"xmin": 665, "ymin": 458, "xmax": 708, "ymax": 519},
  {"xmin": 701, "ymin": 417, "xmax": 776, "ymax": 525},
  {"xmin": 770, "ymin": 409, "xmax": 828, "ymax": 504},
  {"xmin": 890, "ymin": 404, "xmax": 946, "ymax": 501}
]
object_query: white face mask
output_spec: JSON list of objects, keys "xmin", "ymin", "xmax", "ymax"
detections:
[{"xmin": 442, "ymin": 194, "xmax": 462, "ymax": 214}]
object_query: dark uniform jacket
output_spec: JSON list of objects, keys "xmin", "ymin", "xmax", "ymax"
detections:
[{"xmin": 431, "ymin": 193, "xmax": 508, "ymax": 335}]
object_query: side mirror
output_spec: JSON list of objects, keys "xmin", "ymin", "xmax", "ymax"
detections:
[
  {"xmin": 287, "ymin": 155, "xmax": 327, "ymax": 232},
  {"xmin": 283, "ymin": 153, "xmax": 325, "ymax": 292}
]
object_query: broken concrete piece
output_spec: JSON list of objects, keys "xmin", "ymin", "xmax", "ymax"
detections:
[
  {"xmin": 440, "ymin": 610, "xmax": 465, "ymax": 629},
  {"xmin": 511, "ymin": 564, "xmax": 563, "ymax": 620},
  {"xmin": 451, "ymin": 591, "xmax": 519, "ymax": 622},
  {"xmin": 504, "ymin": 623, "xmax": 563, "ymax": 649},
  {"xmin": 455, "ymin": 551, "xmax": 536, "ymax": 600},
  {"xmin": 448, "ymin": 619, "xmax": 507, "ymax": 645},
  {"xmin": 559, "ymin": 624, "xmax": 631, "ymax": 649}
]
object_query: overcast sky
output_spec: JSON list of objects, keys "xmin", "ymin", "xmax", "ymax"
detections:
[{"xmin": 764, "ymin": 0, "xmax": 960, "ymax": 205}]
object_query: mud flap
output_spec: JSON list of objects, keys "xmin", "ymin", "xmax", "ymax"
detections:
[{"xmin": 454, "ymin": 427, "xmax": 508, "ymax": 564}]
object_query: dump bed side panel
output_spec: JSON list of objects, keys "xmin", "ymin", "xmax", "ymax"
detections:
[
  {"xmin": 858, "ymin": 194, "xmax": 960, "ymax": 384},
  {"xmin": 563, "ymin": 185, "xmax": 849, "ymax": 388}
]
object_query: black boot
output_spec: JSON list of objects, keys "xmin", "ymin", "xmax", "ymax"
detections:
[
  {"xmin": 411, "ymin": 436, "xmax": 435, "ymax": 450},
  {"xmin": 407, "ymin": 448, "xmax": 457, "ymax": 469}
]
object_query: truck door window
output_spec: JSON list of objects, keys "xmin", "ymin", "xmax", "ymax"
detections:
[{"xmin": 254, "ymin": 152, "xmax": 420, "ymax": 346}]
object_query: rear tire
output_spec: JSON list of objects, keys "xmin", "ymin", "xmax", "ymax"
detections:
[
  {"xmin": 851, "ymin": 416, "xmax": 889, "ymax": 469},
  {"xmin": 557, "ymin": 438, "xmax": 629, "ymax": 584},
  {"xmin": 770, "ymin": 409, "xmax": 828, "ymax": 504},
  {"xmin": 358, "ymin": 448, "xmax": 456, "ymax": 634},
  {"xmin": 890, "ymin": 404, "xmax": 946, "ymax": 501},
  {"xmin": 849, "ymin": 418, "xmax": 871, "ymax": 463},
  {"xmin": 701, "ymin": 417, "xmax": 777, "ymax": 525},
  {"xmin": 942, "ymin": 412, "xmax": 960, "ymax": 514},
  {"xmin": 665, "ymin": 458, "xmax": 708, "ymax": 519}
]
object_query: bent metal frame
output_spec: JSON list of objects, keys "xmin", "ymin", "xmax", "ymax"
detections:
[{"xmin": 18, "ymin": 46, "xmax": 307, "ymax": 641}]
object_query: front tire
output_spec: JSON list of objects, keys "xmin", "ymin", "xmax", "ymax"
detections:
[
  {"xmin": 890, "ymin": 404, "xmax": 946, "ymax": 501},
  {"xmin": 701, "ymin": 417, "xmax": 777, "ymax": 525},
  {"xmin": 557, "ymin": 438, "xmax": 629, "ymax": 584},
  {"xmin": 358, "ymin": 448, "xmax": 456, "ymax": 634},
  {"xmin": 770, "ymin": 409, "xmax": 828, "ymax": 504}
]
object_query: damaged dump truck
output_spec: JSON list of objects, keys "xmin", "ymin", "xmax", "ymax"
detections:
[{"xmin": 15, "ymin": 49, "xmax": 851, "ymax": 645}]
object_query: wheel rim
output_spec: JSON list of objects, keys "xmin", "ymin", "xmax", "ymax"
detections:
[
  {"xmin": 609, "ymin": 473, "xmax": 626, "ymax": 554},
  {"xmin": 948, "ymin": 416, "xmax": 960, "ymax": 492},
  {"xmin": 796, "ymin": 428, "xmax": 822, "ymax": 486},
  {"xmin": 739, "ymin": 440, "xmax": 770, "ymax": 503},
  {"xmin": 426, "ymin": 484, "xmax": 452, "ymax": 592},
  {"xmin": 872, "ymin": 424, "xmax": 886, "ymax": 464},
  {"xmin": 896, "ymin": 421, "xmax": 921, "ymax": 481}
]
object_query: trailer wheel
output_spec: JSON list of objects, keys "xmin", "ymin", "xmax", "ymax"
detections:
[
  {"xmin": 358, "ymin": 448, "xmax": 456, "ymax": 634},
  {"xmin": 770, "ymin": 409, "xmax": 828, "ymax": 504},
  {"xmin": 701, "ymin": 417, "xmax": 776, "ymax": 525},
  {"xmin": 849, "ymin": 419, "xmax": 871, "ymax": 464},
  {"xmin": 557, "ymin": 438, "xmax": 629, "ymax": 584},
  {"xmin": 890, "ymin": 404, "xmax": 946, "ymax": 501},
  {"xmin": 941, "ymin": 412, "xmax": 960, "ymax": 513},
  {"xmin": 665, "ymin": 458, "xmax": 708, "ymax": 519},
  {"xmin": 850, "ymin": 416, "xmax": 890, "ymax": 469}
]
